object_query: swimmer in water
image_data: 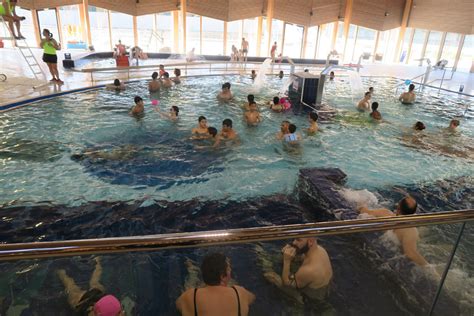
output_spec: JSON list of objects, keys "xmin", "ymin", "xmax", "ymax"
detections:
[
  {"xmin": 161, "ymin": 72, "xmax": 173, "ymax": 88},
  {"xmin": 278, "ymin": 70, "xmax": 284, "ymax": 79},
  {"xmin": 250, "ymin": 70, "xmax": 257, "ymax": 80},
  {"xmin": 130, "ymin": 96, "xmax": 144, "ymax": 116},
  {"xmin": 357, "ymin": 92, "xmax": 371, "ymax": 111},
  {"xmin": 283, "ymin": 124, "xmax": 301, "ymax": 144},
  {"xmin": 217, "ymin": 82, "xmax": 233, "ymax": 101},
  {"xmin": 276, "ymin": 121, "xmax": 290, "ymax": 140},
  {"xmin": 307, "ymin": 112, "xmax": 319, "ymax": 134},
  {"xmin": 413, "ymin": 121, "xmax": 426, "ymax": 131},
  {"xmin": 194, "ymin": 127, "xmax": 219, "ymax": 149},
  {"xmin": 357, "ymin": 196, "xmax": 429, "ymax": 266},
  {"xmin": 446, "ymin": 119, "xmax": 460, "ymax": 132},
  {"xmin": 214, "ymin": 119, "xmax": 239, "ymax": 147},
  {"xmin": 155, "ymin": 105, "xmax": 179, "ymax": 121},
  {"xmin": 106, "ymin": 79, "xmax": 126, "ymax": 91},
  {"xmin": 243, "ymin": 94, "xmax": 255, "ymax": 111},
  {"xmin": 369, "ymin": 102, "xmax": 382, "ymax": 121},
  {"xmin": 191, "ymin": 116, "xmax": 209, "ymax": 139},
  {"xmin": 399, "ymin": 84, "xmax": 416, "ymax": 104},
  {"xmin": 329, "ymin": 71, "xmax": 335, "ymax": 81},
  {"xmin": 148, "ymin": 72, "xmax": 161, "ymax": 92},
  {"xmin": 269, "ymin": 96, "xmax": 284, "ymax": 112},
  {"xmin": 158, "ymin": 64, "xmax": 165, "ymax": 78},
  {"xmin": 172, "ymin": 68, "xmax": 181, "ymax": 84},
  {"xmin": 244, "ymin": 102, "xmax": 261, "ymax": 126}
]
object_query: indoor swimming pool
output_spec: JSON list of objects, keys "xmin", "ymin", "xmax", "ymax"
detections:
[
  {"xmin": 0, "ymin": 73, "xmax": 473, "ymax": 315},
  {"xmin": 0, "ymin": 75, "xmax": 472, "ymax": 205}
]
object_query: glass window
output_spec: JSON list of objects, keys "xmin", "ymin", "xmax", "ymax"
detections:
[
  {"xmin": 408, "ymin": 29, "xmax": 428, "ymax": 64},
  {"xmin": 259, "ymin": 17, "xmax": 267, "ymax": 56},
  {"xmin": 353, "ymin": 26, "xmax": 376, "ymax": 62},
  {"xmin": 156, "ymin": 12, "xmax": 174, "ymax": 53},
  {"xmin": 12, "ymin": 7, "xmax": 36, "ymax": 47},
  {"xmin": 58, "ymin": 5, "xmax": 85, "ymax": 50},
  {"xmin": 316, "ymin": 22, "xmax": 335, "ymax": 59},
  {"xmin": 283, "ymin": 23, "xmax": 304, "ymax": 58},
  {"xmin": 186, "ymin": 13, "xmax": 200, "ymax": 54},
  {"xmin": 344, "ymin": 24, "xmax": 357, "ymax": 62},
  {"xmin": 137, "ymin": 14, "xmax": 154, "ymax": 52},
  {"xmin": 37, "ymin": 9, "xmax": 59, "ymax": 41},
  {"xmin": 304, "ymin": 26, "xmax": 318, "ymax": 59},
  {"xmin": 334, "ymin": 21, "xmax": 345, "ymax": 55},
  {"xmin": 424, "ymin": 31, "xmax": 442, "ymax": 63},
  {"xmin": 457, "ymin": 35, "xmax": 473, "ymax": 73},
  {"xmin": 227, "ymin": 20, "xmax": 242, "ymax": 57},
  {"xmin": 399, "ymin": 27, "xmax": 413, "ymax": 63},
  {"xmin": 440, "ymin": 33, "xmax": 461, "ymax": 67},
  {"xmin": 270, "ymin": 19, "xmax": 284, "ymax": 57},
  {"xmin": 88, "ymin": 6, "xmax": 111, "ymax": 51},
  {"xmin": 110, "ymin": 11, "xmax": 133, "ymax": 49},
  {"xmin": 202, "ymin": 16, "xmax": 224, "ymax": 56},
  {"xmin": 242, "ymin": 18, "xmax": 258, "ymax": 56}
]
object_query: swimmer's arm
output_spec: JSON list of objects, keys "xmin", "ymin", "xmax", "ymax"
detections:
[
  {"xmin": 235, "ymin": 286, "xmax": 256, "ymax": 305},
  {"xmin": 175, "ymin": 290, "xmax": 192, "ymax": 315},
  {"xmin": 402, "ymin": 232, "xmax": 428, "ymax": 266},
  {"xmin": 357, "ymin": 206, "xmax": 394, "ymax": 217},
  {"xmin": 213, "ymin": 135, "xmax": 221, "ymax": 148}
]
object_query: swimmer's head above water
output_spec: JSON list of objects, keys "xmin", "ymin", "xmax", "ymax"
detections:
[
  {"xmin": 414, "ymin": 121, "xmax": 426, "ymax": 131},
  {"xmin": 134, "ymin": 96, "xmax": 143, "ymax": 105},
  {"xmin": 222, "ymin": 118, "xmax": 233, "ymax": 131},
  {"xmin": 171, "ymin": 105, "xmax": 179, "ymax": 116},
  {"xmin": 449, "ymin": 119, "xmax": 460, "ymax": 129},
  {"xmin": 395, "ymin": 196, "xmax": 417, "ymax": 216},
  {"xmin": 198, "ymin": 116, "xmax": 207, "ymax": 128},
  {"xmin": 371, "ymin": 102, "xmax": 379, "ymax": 112},
  {"xmin": 409, "ymin": 84, "xmax": 415, "ymax": 92},
  {"xmin": 280, "ymin": 120, "xmax": 290, "ymax": 133},
  {"xmin": 309, "ymin": 112, "xmax": 318, "ymax": 122},
  {"xmin": 273, "ymin": 96, "xmax": 280, "ymax": 105},
  {"xmin": 208, "ymin": 127, "xmax": 217, "ymax": 137},
  {"xmin": 247, "ymin": 94, "xmax": 255, "ymax": 103},
  {"xmin": 152, "ymin": 72, "xmax": 158, "ymax": 80},
  {"xmin": 201, "ymin": 253, "xmax": 232, "ymax": 286},
  {"xmin": 288, "ymin": 124, "xmax": 297, "ymax": 134},
  {"xmin": 113, "ymin": 79, "xmax": 121, "ymax": 87}
]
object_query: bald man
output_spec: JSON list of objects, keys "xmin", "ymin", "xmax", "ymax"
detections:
[{"xmin": 357, "ymin": 196, "xmax": 428, "ymax": 266}]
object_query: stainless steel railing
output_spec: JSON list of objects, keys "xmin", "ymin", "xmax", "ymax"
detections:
[{"xmin": 0, "ymin": 209, "xmax": 472, "ymax": 261}]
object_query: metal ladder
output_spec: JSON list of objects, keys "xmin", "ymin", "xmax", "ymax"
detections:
[{"xmin": 0, "ymin": 16, "xmax": 46, "ymax": 82}]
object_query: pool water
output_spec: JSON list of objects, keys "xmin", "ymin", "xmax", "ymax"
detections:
[{"xmin": 0, "ymin": 75, "xmax": 472, "ymax": 206}]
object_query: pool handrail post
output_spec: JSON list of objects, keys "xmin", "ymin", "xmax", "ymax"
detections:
[{"xmin": 428, "ymin": 221, "xmax": 466, "ymax": 316}]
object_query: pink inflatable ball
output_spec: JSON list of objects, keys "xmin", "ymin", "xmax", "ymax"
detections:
[{"xmin": 151, "ymin": 99, "xmax": 160, "ymax": 106}]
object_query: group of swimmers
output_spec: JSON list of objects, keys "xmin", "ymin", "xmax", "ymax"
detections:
[{"xmin": 55, "ymin": 193, "xmax": 428, "ymax": 316}]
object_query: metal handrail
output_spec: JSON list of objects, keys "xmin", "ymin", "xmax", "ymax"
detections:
[{"xmin": 0, "ymin": 209, "xmax": 472, "ymax": 261}]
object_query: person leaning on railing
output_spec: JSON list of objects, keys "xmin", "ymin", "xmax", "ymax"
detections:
[
  {"xmin": 176, "ymin": 253, "xmax": 255, "ymax": 316},
  {"xmin": 357, "ymin": 195, "xmax": 429, "ymax": 266}
]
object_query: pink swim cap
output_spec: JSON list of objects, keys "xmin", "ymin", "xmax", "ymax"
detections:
[
  {"xmin": 151, "ymin": 99, "xmax": 159, "ymax": 106},
  {"xmin": 94, "ymin": 295, "xmax": 122, "ymax": 316}
]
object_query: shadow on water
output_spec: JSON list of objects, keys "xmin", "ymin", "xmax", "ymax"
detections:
[
  {"xmin": 71, "ymin": 133, "xmax": 226, "ymax": 188},
  {"xmin": 0, "ymin": 138, "xmax": 65, "ymax": 162}
]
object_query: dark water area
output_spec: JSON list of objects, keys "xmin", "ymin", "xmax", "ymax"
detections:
[
  {"xmin": 0, "ymin": 172, "xmax": 472, "ymax": 315},
  {"xmin": 72, "ymin": 132, "xmax": 227, "ymax": 189}
]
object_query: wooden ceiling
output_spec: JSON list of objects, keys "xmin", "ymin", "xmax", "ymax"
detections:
[{"xmin": 16, "ymin": 0, "xmax": 474, "ymax": 34}]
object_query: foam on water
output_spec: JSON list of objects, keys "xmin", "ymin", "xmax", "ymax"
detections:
[{"xmin": 339, "ymin": 188, "xmax": 379, "ymax": 208}]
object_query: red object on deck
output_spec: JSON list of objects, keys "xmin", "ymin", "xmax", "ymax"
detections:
[
  {"xmin": 116, "ymin": 56, "xmax": 129, "ymax": 67},
  {"xmin": 0, "ymin": 39, "xmax": 4, "ymax": 48}
]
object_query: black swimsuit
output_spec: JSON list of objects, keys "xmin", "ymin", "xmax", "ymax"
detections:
[{"xmin": 193, "ymin": 286, "xmax": 241, "ymax": 316}]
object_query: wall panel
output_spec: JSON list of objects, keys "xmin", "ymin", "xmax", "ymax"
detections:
[
  {"xmin": 187, "ymin": 0, "xmax": 229, "ymax": 21},
  {"xmin": 228, "ymin": 0, "xmax": 264, "ymax": 21},
  {"xmin": 409, "ymin": 0, "xmax": 473, "ymax": 34},
  {"xmin": 136, "ymin": 0, "xmax": 177, "ymax": 16},
  {"xmin": 274, "ymin": 0, "xmax": 312, "ymax": 26},
  {"xmin": 310, "ymin": 0, "xmax": 341, "ymax": 26},
  {"xmin": 89, "ymin": 0, "xmax": 136, "ymax": 15}
]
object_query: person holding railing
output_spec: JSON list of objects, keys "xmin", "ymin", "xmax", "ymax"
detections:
[
  {"xmin": 264, "ymin": 237, "xmax": 334, "ymax": 315},
  {"xmin": 357, "ymin": 196, "xmax": 429, "ymax": 266},
  {"xmin": 176, "ymin": 253, "xmax": 255, "ymax": 316}
]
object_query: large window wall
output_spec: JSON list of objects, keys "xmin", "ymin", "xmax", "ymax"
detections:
[
  {"xmin": 88, "ymin": 6, "xmax": 111, "ymax": 51},
  {"xmin": 12, "ymin": 3, "xmax": 473, "ymax": 73}
]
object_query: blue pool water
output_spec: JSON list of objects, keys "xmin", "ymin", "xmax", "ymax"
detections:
[
  {"xmin": 0, "ymin": 75, "xmax": 472, "ymax": 205},
  {"xmin": 0, "ymin": 74, "xmax": 473, "ymax": 315}
]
